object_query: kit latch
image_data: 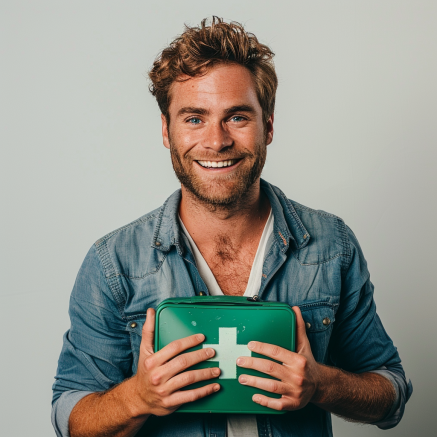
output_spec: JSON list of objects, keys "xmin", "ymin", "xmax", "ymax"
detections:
[{"xmin": 247, "ymin": 295, "xmax": 260, "ymax": 302}]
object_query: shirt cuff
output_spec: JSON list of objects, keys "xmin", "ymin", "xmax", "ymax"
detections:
[
  {"xmin": 368, "ymin": 367, "xmax": 410, "ymax": 430},
  {"xmin": 51, "ymin": 390, "xmax": 93, "ymax": 437}
]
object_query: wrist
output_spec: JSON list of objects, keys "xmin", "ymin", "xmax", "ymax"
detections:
[
  {"xmin": 122, "ymin": 375, "xmax": 152, "ymax": 420},
  {"xmin": 311, "ymin": 364, "xmax": 335, "ymax": 405}
]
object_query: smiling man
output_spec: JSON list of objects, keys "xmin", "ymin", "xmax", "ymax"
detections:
[{"xmin": 52, "ymin": 17, "xmax": 412, "ymax": 437}]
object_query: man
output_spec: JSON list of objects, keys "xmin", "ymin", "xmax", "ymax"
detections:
[{"xmin": 52, "ymin": 17, "xmax": 412, "ymax": 437}]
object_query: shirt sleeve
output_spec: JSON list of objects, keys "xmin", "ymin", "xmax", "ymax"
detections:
[
  {"xmin": 328, "ymin": 225, "xmax": 412, "ymax": 428},
  {"xmin": 51, "ymin": 245, "xmax": 133, "ymax": 436}
]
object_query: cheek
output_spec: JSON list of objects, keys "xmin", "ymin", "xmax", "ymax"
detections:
[{"xmin": 170, "ymin": 126, "xmax": 201, "ymax": 151}]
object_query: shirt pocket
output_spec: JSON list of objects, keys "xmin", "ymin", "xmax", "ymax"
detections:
[
  {"xmin": 126, "ymin": 318, "xmax": 146, "ymax": 374},
  {"xmin": 299, "ymin": 301, "xmax": 336, "ymax": 364}
]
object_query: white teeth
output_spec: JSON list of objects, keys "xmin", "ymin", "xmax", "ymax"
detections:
[{"xmin": 198, "ymin": 159, "xmax": 237, "ymax": 168}]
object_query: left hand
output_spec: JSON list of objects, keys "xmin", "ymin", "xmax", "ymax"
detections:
[{"xmin": 236, "ymin": 305, "xmax": 323, "ymax": 411}]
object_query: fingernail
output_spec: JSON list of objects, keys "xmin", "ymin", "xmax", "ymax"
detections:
[
  {"xmin": 239, "ymin": 376, "xmax": 247, "ymax": 384},
  {"xmin": 212, "ymin": 368, "xmax": 220, "ymax": 376},
  {"xmin": 206, "ymin": 348, "xmax": 215, "ymax": 357},
  {"xmin": 196, "ymin": 334, "xmax": 205, "ymax": 341},
  {"xmin": 253, "ymin": 395, "xmax": 261, "ymax": 403},
  {"xmin": 214, "ymin": 384, "xmax": 220, "ymax": 392},
  {"xmin": 248, "ymin": 341, "xmax": 255, "ymax": 350},
  {"xmin": 237, "ymin": 358, "xmax": 245, "ymax": 365}
]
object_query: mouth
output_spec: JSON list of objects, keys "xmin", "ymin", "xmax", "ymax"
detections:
[{"xmin": 196, "ymin": 159, "xmax": 241, "ymax": 169}]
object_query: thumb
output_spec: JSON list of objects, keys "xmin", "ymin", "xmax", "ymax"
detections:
[
  {"xmin": 292, "ymin": 306, "xmax": 311, "ymax": 354},
  {"xmin": 141, "ymin": 308, "xmax": 156, "ymax": 357}
]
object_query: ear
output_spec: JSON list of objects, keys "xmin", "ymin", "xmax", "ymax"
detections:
[
  {"xmin": 161, "ymin": 114, "xmax": 170, "ymax": 149},
  {"xmin": 265, "ymin": 114, "xmax": 274, "ymax": 146}
]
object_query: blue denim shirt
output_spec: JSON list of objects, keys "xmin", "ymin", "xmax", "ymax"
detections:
[{"xmin": 52, "ymin": 179, "xmax": 412, "ymax": 436}]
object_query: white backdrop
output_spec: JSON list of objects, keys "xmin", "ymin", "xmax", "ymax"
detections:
[{"xmin": 1, "ymin": 1, "xmax": 436, "ymax": 435}]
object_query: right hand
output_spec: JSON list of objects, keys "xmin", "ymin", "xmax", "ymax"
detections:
[{"xmin": 130, "ymin": 307, "xmax": 221, "ymax": 417}]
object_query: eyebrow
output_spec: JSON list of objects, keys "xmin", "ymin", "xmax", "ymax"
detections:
[
  {"xmin": 177, "ymin": 107, "xmax": 209, "ymax": 117},
  {"xmin": 224, "ymin": 105, "xmax": 256, "ymax": 115}
]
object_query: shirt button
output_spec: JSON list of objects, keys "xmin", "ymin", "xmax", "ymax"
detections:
[
  {"xmin": 305, "ymin": 322, "xmax": 311, "ymax": 330},
  {"xmin": 130, "ymin": 322, "xmax": 137, "ymax": 328},
  {"xmin": 303, "ymin": 234, "xmax": 308, "ymax": 239},
  {"xmin": 199, "ymin": 291, "xmax": 206, "ymax": 296},
  {"xmin": 155, "ymin": 241, "xmax": 161, "ymax": 246},
  {"xmin": 322, "ymin": 317, "xmax": 331, "ymax": 326}
]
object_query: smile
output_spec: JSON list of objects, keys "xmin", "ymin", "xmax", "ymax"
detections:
[{"xmin": 197, "ymin": 159, "xmax": 239, "ymax": 168}]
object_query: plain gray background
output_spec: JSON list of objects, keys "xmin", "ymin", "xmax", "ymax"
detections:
[{"xmin": 1, "ymin": 1, "xmax": 436, "ymax": 435}]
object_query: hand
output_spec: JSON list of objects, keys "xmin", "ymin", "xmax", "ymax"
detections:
[
  {"xmin": 236, "ymin": 305, "xmax": 322, "ymax": 411},
  {"xmin": 130, "ymin": 308, "xmax": 221, "ymax": 417}
]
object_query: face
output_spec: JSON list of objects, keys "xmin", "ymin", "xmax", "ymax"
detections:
[{"xmin": 161, "ymin": 63, "xmax": 274, "ymax": 207}]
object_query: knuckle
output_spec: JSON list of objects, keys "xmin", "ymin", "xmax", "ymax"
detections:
[
  {"xmin": 144, "ymin": 356, "xmax": 154, "ymax": 371},
  {"xmin": 156, "ymin": 387, "xmax": 167, "ymax": 397},
  {"xmin": 296, "ymin": 356, "xmax": 307, "ymax": 369},
  {"xmin": 182, "ymin": 372, "xmax": 195, "ymax": 385},
  {"xmin": 270, "ymin": 380, "xmax": 280, "ymax": 393},
  {"xmin": 295, "ymin": 375, "xmax": 304, "ymax": 387},
  {"xmin": 150, "ymin": 372, "xmax": 162, "ymax": 386},
  {"xmin": 176, "ymin": 354, "xmax": 188, "ymax": 368},
  {"xmin": 188, "ymin": 391, "xmax": 199, "ymax": 403},
  {"xmin": 169, "ymin": 341, "xmax": 181, "ymax": 355},
  {"xmin": 161, "ymin": 398, "xmax": 171, "ymax": 409},
  {"xmin": 271, "ymin": 345, "xmax": 281, "ymax": 357},
  {"xmin": 265, "ymin": 360, "xmax": 275, "ymax": 374}
]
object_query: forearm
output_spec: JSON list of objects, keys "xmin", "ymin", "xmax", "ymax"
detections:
[
  {"xmin": 312, "ymin": 365, "xmax": 396, "ymax": 423},
  {"xmin": 69, "ymin": 377, "xmax": 149, "ymax": 437}
]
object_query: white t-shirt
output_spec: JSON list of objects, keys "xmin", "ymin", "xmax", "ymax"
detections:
[{"xmin": 179, "ymin": 211, "xmax": 274, "ymax": 437}]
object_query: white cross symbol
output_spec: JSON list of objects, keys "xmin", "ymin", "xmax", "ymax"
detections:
[{"xmin": 202, "ymin": 327, "xmax": 252, "ymax": 379}]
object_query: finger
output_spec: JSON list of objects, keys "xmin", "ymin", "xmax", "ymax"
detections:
[
  {"xmin": 239, "ymin": 374, "xmax": 288, "ymax": 395},
  {"xmin": 141, "ymin": 308, "xmax": 156, "ymax": 356},
  {"xmin": 237, "ymin": 356, "xmax": 286, "ymax": 379},
  {"xmin": 158, "ymin": 347, "xmax": 216, "ymax": 382},
  {"xmin": 247, "ymin": 341, "xmax": 292, "ymax": 364},
  {"xmin": 167, "ymin": 383, "xmax": 221, "ymax": 408},
  {"xmin": 167, "ymin": 367, "xmax": 221, "ymax": 392},
  {"xmin": 292, "ymin": 306, "xmax": 310, "ymax": 353},
  {"xmin": 252, "ymin": 394, "xmax": 289, "ymax": 411},
  {"xmin": 150, "ymin": 334, "xmax": 206, "ymax": 368}
]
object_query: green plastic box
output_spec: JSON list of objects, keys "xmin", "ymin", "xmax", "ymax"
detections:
[{"xmin": 155, "ymin": 296, "xmax": 296, "ymax": 414}]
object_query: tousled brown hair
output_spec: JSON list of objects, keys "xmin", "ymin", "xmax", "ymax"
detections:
[{"xmin": 148, "ymin": 17, "xmax": 278, "ymax": 124}]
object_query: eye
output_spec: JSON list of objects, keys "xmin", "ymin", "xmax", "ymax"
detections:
[
  {"xmin": 187, "ymin": 117, "xmax": 202, "ymax": 125},
  {"xmin": 229, "ymin": 115, "xmax": 246, "ymax": 122}
]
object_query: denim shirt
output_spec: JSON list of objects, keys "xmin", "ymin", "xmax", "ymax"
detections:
[{"xmin": 52, "ymin": 179, "xmax": 412, "ymax": 437}]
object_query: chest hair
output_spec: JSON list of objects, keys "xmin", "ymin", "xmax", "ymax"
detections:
[{"xmin": 206, "ymin": 234, "xmax": 258, "ymax": 296}]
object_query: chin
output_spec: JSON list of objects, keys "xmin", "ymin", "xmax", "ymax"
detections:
[{"xmin": 185, "ymin": 179, "xmax": 253, "ymax": 207}]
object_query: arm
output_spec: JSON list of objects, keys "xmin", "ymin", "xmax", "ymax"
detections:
[
  {"xmin": 237, "ymin": 306, "xmax": 395, "ymax": 422},
  {"xmin": 69, "ymin": 308, "xmax": 220, "ymax": 437},
  {"xmin": 52, "ymin": 246, "xmax": 220, "ymax": 437}
]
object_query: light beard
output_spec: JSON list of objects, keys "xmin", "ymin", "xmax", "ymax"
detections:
[{"xmin": 169, "ymin": 141, "xmax": 267, "ymax": 210}]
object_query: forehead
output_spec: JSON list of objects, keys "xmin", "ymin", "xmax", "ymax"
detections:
[{"xmin": 168, "ymin": 64, "xmax": 261, "ymax": 113}]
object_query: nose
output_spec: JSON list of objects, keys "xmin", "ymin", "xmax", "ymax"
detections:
[{"xmin": 204, "ymin": 121, "xmax": 233, "ymax": 152}]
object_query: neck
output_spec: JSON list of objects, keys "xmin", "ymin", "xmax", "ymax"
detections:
[{"xmin": 179, "ymin": 178, "xmax": 271, "ymax": 249}]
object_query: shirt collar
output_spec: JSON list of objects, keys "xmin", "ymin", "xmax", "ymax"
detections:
[{"xmin": 151, "ymin": 179, "xmax": 310, "ymax": 254}]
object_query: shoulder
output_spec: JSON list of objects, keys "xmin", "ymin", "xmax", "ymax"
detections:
[
  {"xmin": 92, "ymin": 206, "xmax": 164, "ymax": 280},
  {"xmin": 95, "ymin": 206, "xmax": 161, "ymax": 247},
  {"xmin": 287, "ymin": 198, "xmax": 355, "ymax": 267}
]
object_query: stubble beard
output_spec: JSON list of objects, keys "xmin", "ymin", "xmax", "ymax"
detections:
[{"xmin": 169, "ymin": 139, "xmax": 267, "ymax": 210}]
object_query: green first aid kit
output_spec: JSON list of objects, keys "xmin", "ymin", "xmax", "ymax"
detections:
[{"xmin": 154, "ymin": 296, "xmax": 296, "ymax": 414}]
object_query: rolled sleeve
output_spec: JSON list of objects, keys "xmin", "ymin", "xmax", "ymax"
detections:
[
  {"xmin": 369, "ymin": 367, "xmax": 413, "ymax": 429},
  {"xmin": 52, "ymin": 245, "xmax": 133, "ymax": 434},
  {"xmin": 51, "ymin": 390, "xmax": 93, "ymax": 437}
]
